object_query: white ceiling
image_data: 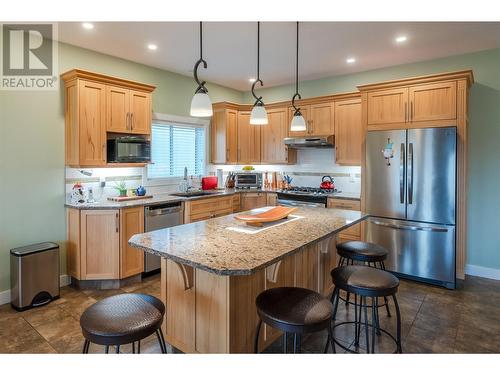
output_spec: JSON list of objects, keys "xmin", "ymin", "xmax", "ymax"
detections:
[{"xmin": 58, "ymin": 22, "xmax": 500, "ymax": 91}]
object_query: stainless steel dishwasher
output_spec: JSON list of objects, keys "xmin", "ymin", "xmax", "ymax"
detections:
[{"xmin": 144, "ymin": 202, "xmax": 183, "ymax": 274}]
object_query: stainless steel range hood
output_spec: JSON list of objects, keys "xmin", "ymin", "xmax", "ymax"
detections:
[{"xmin": 284, "ymin": 135, "xmax": 334, "ymax": 149}]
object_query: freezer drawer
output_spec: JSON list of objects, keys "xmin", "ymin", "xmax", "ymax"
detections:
[{"xmin": 365, "ymin": 217, "xmax": 455, "ymax": 288}]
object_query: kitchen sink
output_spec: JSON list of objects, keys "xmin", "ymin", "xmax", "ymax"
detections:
[{"xmin": 170, "ymin": 190, "xmax": 221, "ymax": 198}]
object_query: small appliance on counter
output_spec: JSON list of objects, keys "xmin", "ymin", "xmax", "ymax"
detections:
[
  {"xmin": 107, "ymin": 136, "xmax": 151, "ymax": 163},
  {"xmin": 234, "ymin": 172, "xmax": 263, "ymax": 189},
  {"xmin": 10, "ymin": 242, "xmax": 60, "ymax": 311},
  {"xmin": 201, "ymin": 176, "xmax": 218, "ymax": 190}
]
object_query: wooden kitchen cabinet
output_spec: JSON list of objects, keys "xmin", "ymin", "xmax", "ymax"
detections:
[
  {"xmin": 237, "ymin": 111, "xmax": 261, "ymax": 164},
  {"xmin": 309, "ymin": 101, "xmax": 335, "ymax": 136},
  {"xmin": 408, "ymin": 81, "xmax": 456, "ymax": 123},
  {"xmin": 66, "ymin": 207, "xmax": 144, "ymax": 282},
  {"xmin": 367, "ymin": 87, "xmax": 408, "ymax": 126},
  {"xmin": 366, "ymin": 81, "xmax": 457, "ymax": 128},
  {"xmin": 288, "ymin": 101, "xmax": 334, "ymax": 137},
  {"xmin": 62, "ymin": 69, "xmax": 155, "ymax": 167},
  {"xmin": 80, "ymin": 209, "xmax": 120, "ymax": 280},
  {"xmin": 76, "ymin": 80, "xmax": 107, "ymax": 167},
  {"xmin": 240, "ymin": 192, "xmax": 267, "ymax": 211},
  {"xmin": 261, "ymin": 107, "xmax": 296, "ymax": 164},
  {"xmin": 211, "ymin": 106, "xmax": 238, "ymax": 164},
  {"xmin": 120, "ymin": 206, "xmax": 145, "ymax": 278},
  {"xmin": 185, "ymin": 195, "xmax": 234, "ymax": 223},
  {"xmin": 334, "ymin": 98, "xmax": 362, "ymax": 165},
  {"xmin": 327, "ymin": 198, "xmax": 361, "ymax": 238}
]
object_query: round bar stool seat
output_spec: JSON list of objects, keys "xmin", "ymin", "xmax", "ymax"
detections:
[
  {"xmin": 254, "ymin": 287, "xmax": 335, "ymax": 353},
  {"xmin": 329, "ymin": 265, "xmax": 402, "ymax": 354},
  {"xmin": 337, "ymin": 241, "xmax": 388, "ymax": 264},
  {"xmin": 80, "ymin": 293, "xmax": 167, "ymax": 353}
]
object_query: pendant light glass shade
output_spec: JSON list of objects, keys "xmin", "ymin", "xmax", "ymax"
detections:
[
  {"xmin": 250, "ymin": 22, "xmax": 268, "ymax": 125},
  {"xmin": 250, "ymin": 103, "xmax": 268, "ymax": 125},
  {"xmin": 290, "ymin": 111, "xmax": 306, "ymax": 131},
  {"xmin": 190, "ymin": 89, "xmax": 213, "ymax": 117},
  {"xmin": 190, "ymin": 22, "xmax": 212, "ymax": 118}
]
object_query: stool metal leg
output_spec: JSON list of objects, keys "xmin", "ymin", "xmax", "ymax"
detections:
[
  {"xmin": 380, "ymin": 262, "xmax": 392, "ymax": 318},
  {"xmin": 331, "ymin": 287, "xmax": 340, "ymax": 321},
  {"xmin": 137, "ymin": 340, "xmax": 141, "ymax": 354},
  {"xmin": 105, "ymin": 346, "xmax": 109, "ymax": 354},
  {"xmin": 115, "ymin": 345, "xmax": 120, "ymax": 354},
  {"xmin": 362, "ymin": 296, "xmax": 370, "ymax": 353},
  {"xmin": 283, "ymin": 332, "xmax": 288, "ymax": 354},
  {"xmin": 82, "ymin": 339, "xmax": 90, "ymax": 354},
  {"xmin": 293, "ymin": 334, "xmax": 301, "ymax": 354},
  {"xmin": 392, "ymin": 294, "xmax": 403, "ymax": 354},
  {"xmin": 371, "ymin": 297, "xmax": 376, "ymax": 353},
  {"xmin": 254, "ymin": 320, "xmax": 262, "ymax": 353},
  {"xmin": 132, "ymin": 342, "xmax": 135, "ymax": 354},
  {"xmin": 156, "ymin": 329, "xmax": 167, "ymax": 353}
]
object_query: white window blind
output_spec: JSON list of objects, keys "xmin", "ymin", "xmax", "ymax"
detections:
[{"xmin": 148, "ymin": 121, "xmax": 205, "ymax": 179}]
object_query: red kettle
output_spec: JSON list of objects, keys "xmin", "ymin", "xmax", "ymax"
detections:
[{"xmin": 320, "ymin": 176, "xmax": 335, "ymax": 190}]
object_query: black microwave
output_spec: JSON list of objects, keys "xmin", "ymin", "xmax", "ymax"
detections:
[{"xmin": 107, "ymin": 136, "xmax": 151, "ymax": 163}]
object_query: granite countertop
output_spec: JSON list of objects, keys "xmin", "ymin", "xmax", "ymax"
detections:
[{"xmin": 128, "ymin": 207, "xmax": 368, "ymax": 276}]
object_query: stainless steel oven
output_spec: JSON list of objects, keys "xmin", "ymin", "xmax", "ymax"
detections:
[{"xmin": 277, "ymin": 192, "xmax": 327, "ymax": 208}]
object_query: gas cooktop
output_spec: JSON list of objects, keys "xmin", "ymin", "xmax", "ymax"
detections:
[{"xmin": 279, "ymin": 186, "xmax": 340, "ymax": 196}]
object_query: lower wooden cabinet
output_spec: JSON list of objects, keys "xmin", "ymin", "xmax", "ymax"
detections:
[
  {"xmin": 80, "ymin": 209, "xmax": 120, "ymax": 280},
  {"xmin": 327, "ymin": 198, "xmax": 361, "ymax": 238},
  {"xmin": 240, "ymin": 192, "xmax": 267, "ymax": 211},
  {"xmin": 66, "ymin": 207, "xmax": 144, "ymax": 281},
  {"xmin": 120, "ymin": 207, "xmax": 145, "ymax": 278},
  {"xmin": 185, "ymin": 195, "xmax": 234, "ymax": 223}
]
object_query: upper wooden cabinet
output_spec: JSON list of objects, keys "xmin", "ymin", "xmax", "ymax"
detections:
[
  {"xmin": 365, "ymin": 80, "xmax": 457, "ymax": 128},
  {"xmin": 237, "ymin": 111, "xmax": 261, "ymax": 164},
  {"xmin": 367, "ymin": 88, "xmax": 407, "ymax": 126},
  {"xmin": 288, "ymin": 101, "xmax": 334, "ymax": 137},
  {"xmin": 210, "ymin": 106, "xmax": 238, "ymax": 164},
  {"xmin": 408, "ymin": 81, "xmax": 456, "ymax": 123},
  {"xmin": 107, "ymin": 87, "xmax": 152, "ymax": 134},
  {"xmin": 61, "ymin": 69, "xmax": 155, "ymax": 167},
  {"xmin": 334, "ymin": 98, "xmax": 362, "ymax": 165},
  {"xmin": 261, "ymin": 107, "xmax": 297, "ymax": 164}
]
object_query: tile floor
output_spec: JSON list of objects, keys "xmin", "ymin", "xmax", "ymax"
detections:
[{"xmin": 1, "ymin": 274, "xmax": 500, "ymax": 354}]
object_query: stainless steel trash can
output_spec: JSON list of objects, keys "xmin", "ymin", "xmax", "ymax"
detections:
[{"xmin": 10, "ymin": 242, "xmax": 60, "ymax": 311}]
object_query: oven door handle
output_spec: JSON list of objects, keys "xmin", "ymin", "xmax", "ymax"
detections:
[{"xmin": 277, "ymin": 199, "xmax": 324, "ymax": 208}]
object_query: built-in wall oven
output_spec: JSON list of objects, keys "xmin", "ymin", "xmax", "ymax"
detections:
[{"xmin": 143, "ymin": 202, "xmax": 183, "ymax": 274}]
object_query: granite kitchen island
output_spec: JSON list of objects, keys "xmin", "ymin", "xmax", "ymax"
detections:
[{"xmin": 129, "ymin": 206, "xmax": 367, "ymax": 353}]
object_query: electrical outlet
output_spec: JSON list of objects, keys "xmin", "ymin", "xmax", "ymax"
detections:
[{"xmin": 100, "ymin": 176, "xmax": 106, "ymax": 188}]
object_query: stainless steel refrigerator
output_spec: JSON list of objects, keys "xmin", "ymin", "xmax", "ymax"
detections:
[{"xmin": 365, "ymin": 127, "xmax": 457, "ymax": 289}]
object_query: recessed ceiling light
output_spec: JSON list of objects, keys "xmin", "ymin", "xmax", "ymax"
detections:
[
  {"xmin": 395, "ymin": 35, "xmax": 408, "ymax": 43},
  {"xmin": 82, "ymin": 23, "xmax": 94, "ymax": 30},
  {"xmin": 346, "ymin": 57, "xmax": 356, "ymax": 64},
  {"xmin": 249, "ymin": 78, "xmax": 256, "ymax": 83},
  {"xmin": 147, "ymin": 44, "xmax": 158, "ymax": 51}
]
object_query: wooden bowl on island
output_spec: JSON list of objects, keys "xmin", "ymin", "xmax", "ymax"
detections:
[{"xmin": 234, "ymin": 206, "xmax": 297, "ymax": 227}]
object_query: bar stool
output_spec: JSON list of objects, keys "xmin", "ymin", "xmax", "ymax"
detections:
[
  {"xmin": 254, "ymin": 287, "xmax": 335, "ymax": 354},
  {"xmin": 336, "ymin": 240, "xmax": 391, "ymax": 318},
  {"xmin": 80, "ymin": 293, "xmax": 167, "ymax": 354},
  {"xmin": 329, "ymin": 265, "xmax": 402, "ymax": 354}
]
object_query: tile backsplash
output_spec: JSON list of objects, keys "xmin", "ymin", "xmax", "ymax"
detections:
[{"xmin": 65, "ymin": 148, "xmax": 360, "ymax": 202}]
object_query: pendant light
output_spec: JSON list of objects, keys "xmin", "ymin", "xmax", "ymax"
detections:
[
  {"xmin": 290, "ymin": 22, "xmax": 306, "ymax": 131},
  {"xmin": 190, "ymin": 22, "xmax": 213, "ymax": 117},
  {"xmin": 250, "ymin": 22, "xmax": 268, "ymax": 125}
]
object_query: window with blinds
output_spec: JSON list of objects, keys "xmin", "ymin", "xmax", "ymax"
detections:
[{"xmin": 148, "ymin": 122, "xmax": 206, "ymax": 179}]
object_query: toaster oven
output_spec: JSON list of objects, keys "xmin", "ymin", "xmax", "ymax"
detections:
[{"xmin": 234, "ymin": 172, "xmax": 263, "ymax": 189}]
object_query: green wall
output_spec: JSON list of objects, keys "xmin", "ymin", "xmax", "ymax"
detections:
[
  {"xmin": 244, "ymin": 48, "xmax": 500, "ymax": 272},
  {"xmin": 0, "ymin": 42, "xmax": 243, "ymax": 294}
]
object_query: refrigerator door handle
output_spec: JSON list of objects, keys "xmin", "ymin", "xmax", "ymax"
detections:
[
  {"xmin": 408, "ymin": 142, "xmax": 414, "ymax": 204},
  {"xmin": 400, "ymin": 143, "xmax": 405, "ymax": 204},
  {"xmin": 371, "ymin": 220, "xmax": 449, "ymax": 233}
]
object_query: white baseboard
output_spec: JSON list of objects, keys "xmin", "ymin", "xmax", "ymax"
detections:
[
  {"xmin": 465, "ymin": 264, "xmax": 500, "ymax": 281},
  {"xmin": 0, "ymin": 274, "xmax": 71, "ymax": 306}
]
